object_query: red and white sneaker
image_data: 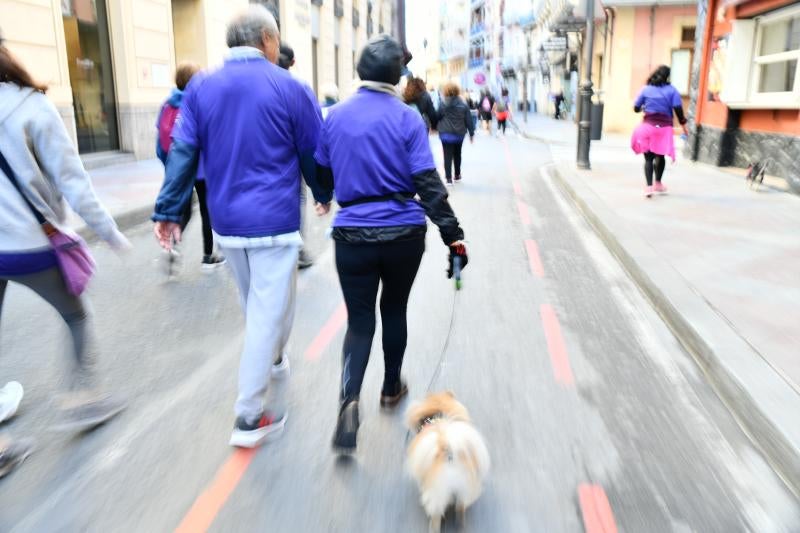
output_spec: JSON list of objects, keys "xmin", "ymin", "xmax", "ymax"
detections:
[
  {"xmin": 654, "ymin": 182, "xmax": 668, "ymax": 193},
  {"xmin": 644, "ymin": 186, "xmax": 654, "ymax": 198},
  {"xmin": 229, "ymin": 410, "xmax": 287, "ymax": 448}
]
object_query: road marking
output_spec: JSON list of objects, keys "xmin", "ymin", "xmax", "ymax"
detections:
[
  {"xmin": 578, "ymin": 484, "xmax": 618, "ymax": 533},
  {"xmin": 174, "ymin": 449, "xmax": 256, "ymax": 533},
  {"xmin": 524, "ymin": 240, "xmax": 545, "ymax": 278},
  {"xmin": 305, "ymin": 302, "xmax": 347, "ymax": 360},
  {"xmin": 517, "ymin": 200, "xmax": 531, "ymax": 226},
  {"xmin": 539, "ymin": 304, "xmax": 574, "ymax": 385},
  {"xmin": 502, "ymin": 136, "xmax": 519, "ymax": 178},
  {"xmin": 512, "ymin": 179, "xmax": 522, "ymax": 197}
]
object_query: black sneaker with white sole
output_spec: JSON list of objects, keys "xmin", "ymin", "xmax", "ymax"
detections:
[
  {"xmin": 229, "ymin": 410, "xmax": 287, "ymax": 448},
  {"xmin": 202, "ymin": 254, "xmax": 226, "ymax": 271},
  {"xmin": 0, "ymin": 438, "xmax": 33, "ymax": 479}
]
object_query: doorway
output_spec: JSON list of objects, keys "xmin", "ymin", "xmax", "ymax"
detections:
[{"xmin": 61, "ymin": 0, "xmax": 119, "ymax": 153}]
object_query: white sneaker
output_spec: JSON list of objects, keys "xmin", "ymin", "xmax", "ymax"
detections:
[
  {"xmin": 0, "ymin": 382, "xmax": 23, "ymax": 424},
  {"xmin": 271, "ymin": 355, "xmax": 290, "ymax": 380}
]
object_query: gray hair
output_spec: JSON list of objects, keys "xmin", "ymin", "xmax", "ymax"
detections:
[{"xmin": 226, "ymin": 5, "xmax": 279, "ymax": 49}]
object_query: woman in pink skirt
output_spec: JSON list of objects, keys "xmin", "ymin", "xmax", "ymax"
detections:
[{"xmin": 630, "ymin": 65, "xmax": 689, "ymax": 197}]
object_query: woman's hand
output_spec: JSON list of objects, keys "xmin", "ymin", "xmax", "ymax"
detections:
[
  {"xmin": 447, "ymin": 241, "xmax": 468, "ymax": 279},
  {"xmin": 315, "ymin": 202, "xmax": 331, "ymax": 216}
]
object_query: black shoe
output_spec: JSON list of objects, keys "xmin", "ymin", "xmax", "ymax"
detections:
[
  {"xmin": 332, "ymin": 400, "xmax": 359, "ymax": 453},
  {"xmin": 298, "ymin": 250, "xmax": 313, "ymax": 270},
  {"xmin": 0, "ymin": 438, "xmax": 33, "ymax": 479},
  {"xmin": 202, "ymin": 254, "xmax": 226, "ymax": 271},
  {"xmin": 380, "ymin": 380, "xmax": 408, "ymax": 409}
]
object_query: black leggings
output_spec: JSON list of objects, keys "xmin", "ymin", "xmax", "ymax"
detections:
[
  {"xmin": 442, "ymin": 141, "xmax": 463, "ymax": 181},
  {"xmin": 335, "ymin": 238, "xmax": 425, "ymax": 404},
  {"xmin": 194, "ymin": 180, "xmax": 214, "ymax": 256},
  {"xmin": 643, "ymin": 152, "xmax": 666, "ymax": 186},
  {"xmin": 497, "ymin": 119, "xmax": 507, "ymax": 134}
]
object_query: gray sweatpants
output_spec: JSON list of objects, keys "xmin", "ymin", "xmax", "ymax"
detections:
[
  {"xmin": 223, "ymin": 244, "xmax": 299, "ymax": 421},
  {"xmin": 0, "ymin": 267, "xmax": 97, "ymax": 390}
]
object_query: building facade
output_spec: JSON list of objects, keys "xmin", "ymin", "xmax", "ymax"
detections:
[
  {"xmin": 593, "ymin": 0, "xmax": 697, "ymax": 133},
  {"xmin": 686, "ymin": 0, "xmax": 799, "ymax": 189},
  {"xmin": 3, "ymin": 0, "xmax": 399, "ymax": 160}
]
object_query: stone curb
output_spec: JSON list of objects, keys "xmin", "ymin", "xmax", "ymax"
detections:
[{"xmin": 549, "ymin": 162, "xmax": 800, "ymax": 497}]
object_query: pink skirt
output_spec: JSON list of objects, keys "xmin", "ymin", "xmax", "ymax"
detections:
[{"xmin": 631, "ymin": 122, "xmax": 676, "ymax": 161}]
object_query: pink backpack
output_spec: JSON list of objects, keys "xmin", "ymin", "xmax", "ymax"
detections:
[{"xmin": 157, "ymin": 103, "xmax": 181, "ymax": 154}]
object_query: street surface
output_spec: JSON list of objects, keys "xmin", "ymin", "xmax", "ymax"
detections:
[{"xmin": 1, "ymin": 133, "xmax": 797, "ymax": 532}]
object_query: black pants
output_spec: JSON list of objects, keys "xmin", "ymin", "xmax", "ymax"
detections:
[
  {"xmin": 643, "ymin": 152, "xmax": 666, "ymax": 186},
  {"xmin": 497, "ymin": 118, "xmax": 507, "ymax": 134},
  {"xmin": 194, "ymin": 180, "xmax": 214, "ymax": 256},
  {"xmin": 442, "ymin": 141, "xmax": 463, "ymax": 181},
  {"xmin": 335, "ymin": 238, "xmax": 425, "ymax": 404}
]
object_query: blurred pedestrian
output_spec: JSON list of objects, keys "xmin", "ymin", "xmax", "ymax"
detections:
[
  {"xmin": 315, "ymin": 35, "xmax": 468, "ymax": 452},
  {"xmin": 553, "ymin": 91, "xmax": 564, "ymax": 119},
  {"xmin": 0, "ymin": 33, "xmax": 131, "ymax": 476},
  {"xmin": 465, "ymin": 91, "xmax": 479, "ymax": 131},
  {"xmin": 403, "ymin": 77, "xmax": 438, "ymax": 130},
  {"xmin": 478, "ymin": 90, "xmax": 494, "ymax": 132},
  {"xmin": 277, "ymin": 42, "xmax": 315, "ymax": 268},
  {"xmin": 437, "ymin": 82, "xmax": 475, "ymax": 185},
  {"xmin": 156, "ymin": 62, "xmax": 225, "ymax": 271},
  {"xmin": 152, "ymin": 5, "xmax": 332, "ymax": 448},
  {"xmin": 631, "ymin": 65, "xmax": 688, "ymax": 198},
  {"xmin": 492, "ymin": 90, "xmax": 510, "ymax": 136},
  {"xmin": 320, "ymin": 83, "xmax": 339, "ymax": 119}
]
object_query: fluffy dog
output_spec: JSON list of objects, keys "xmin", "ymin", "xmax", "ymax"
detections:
[{"xmin": 406, "ymin": 392, "xmax": 490, "ymax": 533}]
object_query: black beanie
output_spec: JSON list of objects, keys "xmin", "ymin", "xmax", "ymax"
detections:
[{"xmin": 356, "ymin": 35, "xmax": 404, "ymax": 85}]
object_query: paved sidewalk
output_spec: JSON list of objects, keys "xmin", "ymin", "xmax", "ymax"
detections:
[
  {"xmin": 517, "ymin": 113, "xmax": 800, "ymax": 490},
  {"xmin": 68, "ymin": 158, "xmax": 164, "ymax": 238}
]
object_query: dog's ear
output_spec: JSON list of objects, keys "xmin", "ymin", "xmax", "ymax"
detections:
[{"xmin": 445, "ymin": 390, "xmax": 455, "ymax": 398}]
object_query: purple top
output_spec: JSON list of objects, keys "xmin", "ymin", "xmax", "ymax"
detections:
[
  {"xmin": 634, "ymin": 84, "xmax": 682, "ymax": 126},
  {"xmin": 173, "ymin": 54, "xmax": 322, "ymax": 237},
  {"xmin": 315, "ymin": 89, "xmax": 432, "ymax": 228},
  {"xmin": 0, "ymin": 250, "xmax": 57, "ymax": 276}
]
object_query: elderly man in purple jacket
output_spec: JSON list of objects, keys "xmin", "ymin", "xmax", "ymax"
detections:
[{"xmin": 152, "ymin": 5, "xmax": 331, "ymax": 448}]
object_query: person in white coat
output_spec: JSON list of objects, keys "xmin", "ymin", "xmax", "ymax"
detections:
[{"xmin": 0, "ymin": 32, "xmax": 130, "ymax": 478}]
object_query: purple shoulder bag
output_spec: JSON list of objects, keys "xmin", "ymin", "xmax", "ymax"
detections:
[{"xmin": 0, "ymin": 149, "xmax": 95, "ymax": 296}]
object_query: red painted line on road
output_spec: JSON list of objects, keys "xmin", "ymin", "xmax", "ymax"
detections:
[
  {"xmin": 516, "ymin": 200, "xmax": 531, "ymax": 226},
  {"xmin": 578, "ymin": 484, "xmax": 618, "ymax": 533},
  {"xmin": 174, "ymin": 449, "xmax": 256, "ymax": 533},
  {"xmin": 305, "ymin": 302, "xmax": 347, "ymax": 360},
  {"xmin": 502, "ymin": 137, "xmax": 519, "ymax": 178},
  {"xmin": 539, "ymin": 304, "xmax": 574, "ymax": 385},
  {"xmin": 524, "ymin": 240, "xmax": 545, "ymax": 278}
]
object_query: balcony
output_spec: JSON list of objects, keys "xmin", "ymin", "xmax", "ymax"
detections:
[
  {"xmin": 334, "ymin": 0, "xmax": 344, "ymax": 17},
  {"xmin": 352, "ymin": 6, "xmax": 360, "ymax": 27}
]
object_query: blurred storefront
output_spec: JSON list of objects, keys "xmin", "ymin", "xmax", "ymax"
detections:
[
  {"xmin": 3, "ymin": 0, "xmax": 394, "ymax": 161},
  {"xmin": 687, "ymin": 0, "xmax": 799, "ymax": 188}
]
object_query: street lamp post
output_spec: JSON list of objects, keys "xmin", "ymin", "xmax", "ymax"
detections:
[{"xmin": 576, "ymin": 0, "xmax": 595, "ymax": 170}]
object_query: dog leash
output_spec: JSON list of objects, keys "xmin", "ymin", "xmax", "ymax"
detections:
[{"xmin": 403, "ymin": 269, "xmax": 460, "ymax": 447}]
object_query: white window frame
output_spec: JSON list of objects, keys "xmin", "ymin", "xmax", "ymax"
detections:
[{"xmin": 749, "ymin": 5, "xmax": 800, "ymax": 107}]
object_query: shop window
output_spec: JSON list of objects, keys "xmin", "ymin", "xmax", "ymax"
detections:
[
  {"xmin": 671, "ymin": 49, "xmax": 692, "ymax": 95},
  {"xmin": 722, "ymin": 5, "xmax": 800, "ymax": 108}
]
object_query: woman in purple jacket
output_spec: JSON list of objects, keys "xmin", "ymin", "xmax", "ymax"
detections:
[
  {"xmin": 315, "ymin": 36, "xmax": 467, "ymax": 453},
  {"xmin": 631, "ymin": 65, "xmax": 689, "ymax": 197}
]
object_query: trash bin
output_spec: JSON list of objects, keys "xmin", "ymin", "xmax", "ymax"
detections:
[{"xmin": 590, "ymin": 102, "xmax": 604, "ymax": 140}]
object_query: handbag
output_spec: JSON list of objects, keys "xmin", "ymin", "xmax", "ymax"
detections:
[{"xmin": 0, "ymin": 149, "xmax": 95, "ymax": 296}]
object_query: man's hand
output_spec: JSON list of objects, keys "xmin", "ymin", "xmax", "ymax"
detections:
[
  {"xmin": 315, "ymin": 202, "xmax": 331, "ymax": 216},
  {"xmin": 154, "ymin": 221, "xmax": 182, "ymax": 250}
]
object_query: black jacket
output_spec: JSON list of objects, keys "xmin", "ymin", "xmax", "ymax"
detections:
[
  {"xmin": 437, "ymin": 97, "xmax": 475, "ymax": 138},
  {"xmin": 410, "ymin": 91, "xmax": 439, "ymax": 130}
]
